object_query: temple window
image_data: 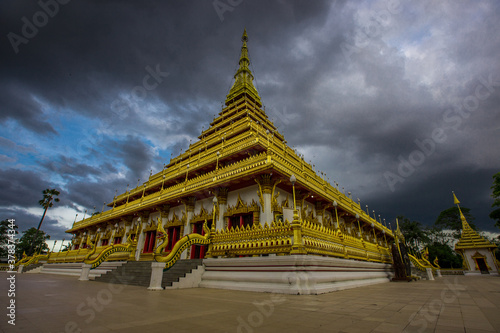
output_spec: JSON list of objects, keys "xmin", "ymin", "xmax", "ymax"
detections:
[
  {"xmin": 101, "ymin": 239, "xmax": 109, "ymax": 246},
  {"xmin": 114, "ymin": 237, "xmax": 122, "ymax": 244}
]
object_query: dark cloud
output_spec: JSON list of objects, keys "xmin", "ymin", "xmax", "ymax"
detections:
[
  {"xmin": 0, "ymin": 169, "xmax": 54, "ymax": 207},
  {"xmin": 0, "ymin": 207, "xmax": 68, "ymax": 240},
  {"xmin": 0, "ymin": 0, "xmax": 499, "ymax": 238}
]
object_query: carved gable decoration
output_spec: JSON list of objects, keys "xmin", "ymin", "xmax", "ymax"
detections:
[
  {"xmin": 225, "ymin": 194, "xmax": 260, "ymax": 216},
  {"xmin": 191, "ymin": 205, "xmax": 212, "ymax": 223},
  {"xmin": 114, "ymin": 227, "xmax": 125, "ymax": 237},
  {"xmin": 102, "ymin": 229, "xmax": 112, "ymax": 239},
  {"xmin": 144, "ymin": 218, "xmax": 158, "ymax": 232},
  {"xmin": 471, "ymin": 251, "xmax": 487, "ymax": 259},
  {"xmin": 166, "ymin": 211, "xmax": 186, "ymax": 227}
]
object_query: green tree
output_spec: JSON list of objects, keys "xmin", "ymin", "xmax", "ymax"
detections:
[
  {"xmin": 37, "ymin": 188, "xmax": 60, "ymax": 231},
  {"xmin": 426, "ymin": 226, "xmax": 454, "ymax": 246},
  {"xmin": 0, "ymin": 219, "xmax": 18, "ymax": 257},
  {"xmin": 30, "ymin": 188, "xmax": 59, "ymax": 254},
  {"xmin": 490, "ymin": 172, "xmax": 500, "ymax": 229},
  {"xmin": 16, "ymin": 227, "xmax": 50, "ymax": 257},
  {"xmin": 435, "ymin": 206, "xmax": 476, "ymax": 239},
  {"xmin": 397, "ymin": 216, "xmax": 429, "ymax": 251},
  {"xmin": 426, "ymin": 241, "xmax": 463, "ymax": 269}
]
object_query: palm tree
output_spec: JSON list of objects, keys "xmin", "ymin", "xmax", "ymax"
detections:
[
  {"xmin": 28, "ymin": 189, "xmax": 59, "ymax": 256},
  {"xmin": 37, "ymin": 188, "xmax": 60, "ymax": 231}
]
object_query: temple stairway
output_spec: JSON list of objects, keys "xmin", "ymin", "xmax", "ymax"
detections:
[
  {"xmin": 93, "ymin": 259, "xmax": 203, "ymax": 288},
  {"xmin": 37, "ymin": 261, "xmax": 126, "ymax": 279},
  {"xmin": 23, "ymin": 263, "xmax": 44, "ymax": 273}
]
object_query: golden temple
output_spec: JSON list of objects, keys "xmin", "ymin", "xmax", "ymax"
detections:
[
  {"xmin": 453, "ymin": 192, "xmax": 498, "ymax": 274},
  {"xmin": 45, "ymin": 30, "xmax": 395, "ymax": 277}
]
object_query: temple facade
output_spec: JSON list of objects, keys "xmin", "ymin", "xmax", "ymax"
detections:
[
  {"xmin": 453, "ymin": 193, "xmax": 499, "ymax": 275},
  {"xmin": 52, "ymin": 30, "xmax": 393, "ymax": 275}
]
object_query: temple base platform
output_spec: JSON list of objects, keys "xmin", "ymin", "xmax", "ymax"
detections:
[{"xmin": 199, "ymin": 255, "xmax": 393, "ymax": 295}]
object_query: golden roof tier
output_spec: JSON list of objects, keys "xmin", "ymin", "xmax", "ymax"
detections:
[
  {"xmin": 453, "ymin": 192, "xmax": 497, "ymax": 250},
  {"xmin": 66, "ymin": 30, "xmax": 393, "ymax": 247}
]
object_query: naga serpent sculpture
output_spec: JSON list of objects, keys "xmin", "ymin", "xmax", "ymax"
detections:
[
  {"xmin": 153, "ymin": 218, "xmax": 211, "ymax": 270},
  {"xmin": 84, "ymin": 227, "xmax": 138, "ymax": 269}
]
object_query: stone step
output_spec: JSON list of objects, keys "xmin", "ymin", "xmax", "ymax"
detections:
[
  {"xmin": 93, "ymin": 259, "xmax": 203, "ymax": 288},
  {"xmin": 38, "ymin": 261, "xmax": 126, "ymax": 279}
]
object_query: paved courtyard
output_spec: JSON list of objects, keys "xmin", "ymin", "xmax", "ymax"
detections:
[{"xmin": 1, "ymin": 272, "xmax": 499, "ymax": 333}]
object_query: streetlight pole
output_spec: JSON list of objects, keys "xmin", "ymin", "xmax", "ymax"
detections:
[{"xmin": 290, "ymin": 175, "xmax": 306, "ymax": 255}]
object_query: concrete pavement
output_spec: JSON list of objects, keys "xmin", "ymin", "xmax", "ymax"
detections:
[{"xmin": 1, "ymin": 272, "xmax": 499, "ymax": 333}]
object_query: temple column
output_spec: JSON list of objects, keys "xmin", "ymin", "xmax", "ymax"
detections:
[
  {"xmin": 136, "ymin": 211, "xmax": 150, "ymax": 260},
  {"xmin": 110, "ymin": 222, "xmax": 119, "ymax": 244},
  {"xmin": 157, "ymin": 205, "xmax": 170, "ymax": 227},
  {"xmin": 316, "ymin": 202, "xmax": 324, "ymax": 226},
  {"xmin": 96, "ymin": 227, "xmax": 104, "ymax": 247},
  {"xmin": 181, "ymin": 197, "xmax": 196, "ymax": 259},
  {"xmin": 121, "ymin": 216, "xmax": 134, "ymax": 241},
  {"xmin": 216, "ymin": 187, "xmax": 229, "ymax": 231},
  {"xmin": 257, "ymin": 174, "xmax": 273, "ymax": 226}
]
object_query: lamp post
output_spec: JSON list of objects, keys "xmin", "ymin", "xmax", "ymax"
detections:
[
  {"xmin": 290, "ymin": 175, "xmax": 306, "ymax": 254},
  {"xmin": 206, "ymin": 196, "xmax": 218, "ymax": 258}
]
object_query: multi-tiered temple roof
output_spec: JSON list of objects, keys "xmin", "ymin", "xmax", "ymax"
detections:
[
  {"xmin": 67, "ymin": 30, "xmax": 392, "ymax": 242},
  {"xmin": 454, "ymin": 192, "xmax": 496, "ymax": 250}
]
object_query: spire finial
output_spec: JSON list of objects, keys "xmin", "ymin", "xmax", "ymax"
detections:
[
  {"xmin": 242, "ymin": 28, "xmax": 248, "ymax": 43},
  {"xmin": 225, "ymin": 29, "xmax": 262, "ymax": 107},
  {"xmin": 453, "ymin": 191, "xmax": 470, "ymax": 230}
]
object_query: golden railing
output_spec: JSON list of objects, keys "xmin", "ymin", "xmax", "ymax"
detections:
[
  {"xmin": 210, "ymin": 220, "xmax": 293, "ymax": 257},
  {"xmin": 209, "ymin": 219, "xmax": 392, "ymax": 263},
  {"xmin": 47, "ymin": 247, "xmax": 132, "ymax": 264}
]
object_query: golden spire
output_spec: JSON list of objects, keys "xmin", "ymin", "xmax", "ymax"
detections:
[
  {"xmin": 453, "ymin": 191, "xmax": 496, "ymax": 250},
  {"xmin": 225, "ymin": 29, "xmax": 262, "ymax": 107},
  {"xmin": 452, "ymin": 191, "xmax": 471, "ymax": 231}
]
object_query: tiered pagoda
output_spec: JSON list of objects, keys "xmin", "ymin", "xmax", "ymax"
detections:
[
  {"xmin": 61, "ymin": 30, "xmax": 394, "ymax": 279},
  {"xmin": 453, "ymin": 193, "xmax": 499, "ymax": 275}
]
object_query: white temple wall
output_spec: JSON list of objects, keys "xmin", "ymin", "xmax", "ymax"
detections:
[
  {"xmin": 463, "ymin": 248, "xmax": 498, "ymax": 273},
  {"xmin": 227, "ymin": 184, "xmax": 259, "ymax": 207},
  {"xmin": 194, "ymin": 197, "xmax": 215, "ymax": 216}
]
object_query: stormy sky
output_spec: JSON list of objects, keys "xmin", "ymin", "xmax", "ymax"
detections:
[{"xmin": 1, "ymin": 0, "xmax": 499, "ymax": 240}]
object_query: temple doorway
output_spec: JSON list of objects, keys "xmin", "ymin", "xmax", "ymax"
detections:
[
  {"xmin": 143, "ymin": 230, "xmax": 156, "ymax": 253},
  {"xmin": 190, "ymin": 220, "xmax": 212, "ymax": 259},
  {"xmin": 166, "ymin": 226, "xmax": 181, "ymax": 252},
  {"xmin": 476, "ymin": 258, "xmax": 489, "ymax": 274},
  {"xmin": 228, "ymin": 213, "xmax": 253, "ymax": 229}
]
